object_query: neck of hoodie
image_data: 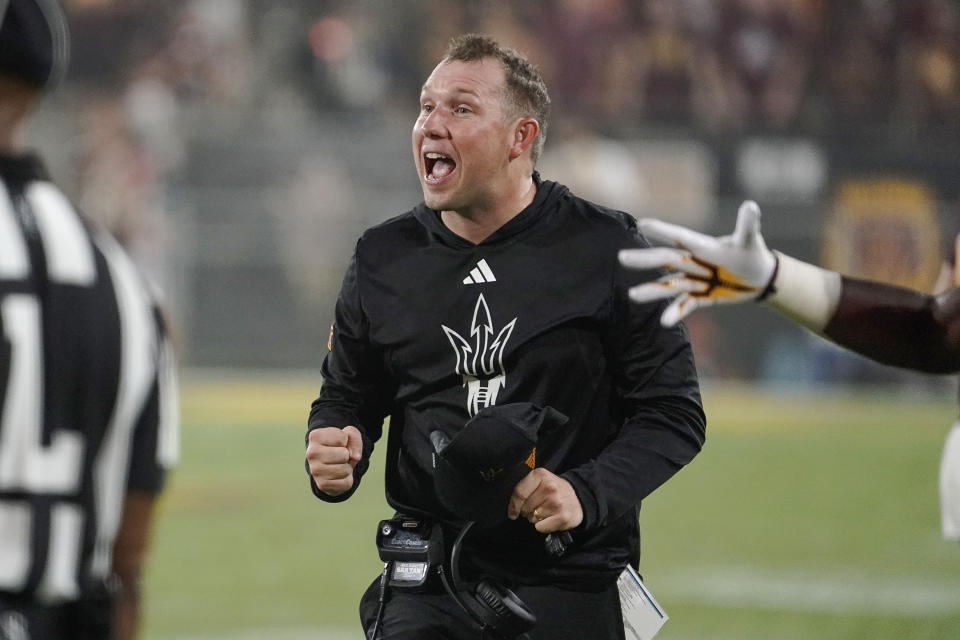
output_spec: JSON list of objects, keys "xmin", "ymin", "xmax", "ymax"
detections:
[{"xmin": 416, "ymin": 173, "xmax": 567, "ymax": 249}]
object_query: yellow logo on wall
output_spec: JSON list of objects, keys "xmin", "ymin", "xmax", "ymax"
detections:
[{"xmin": 823, "ymin": 178, "xmax": 941, "ymax": 292}]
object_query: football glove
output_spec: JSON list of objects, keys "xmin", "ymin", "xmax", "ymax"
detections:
[{"xmin": 618, "ymin": 200, "xmax": 778, "ymax": 327}]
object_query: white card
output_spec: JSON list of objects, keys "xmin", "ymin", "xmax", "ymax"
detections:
[{"xmin": 618, "ymin": 565, "xmax": 669, "ymax": 640}]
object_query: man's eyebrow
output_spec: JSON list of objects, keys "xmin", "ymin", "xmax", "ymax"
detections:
[
  {"xmin": 449, "ymin": 86, "xmax": 481, "ymax": 97},
  {"xmin": 420, "ymin": 85, "xmax": 482, "ymax": 100}
]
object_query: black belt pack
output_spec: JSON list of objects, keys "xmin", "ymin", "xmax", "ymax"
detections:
[{"xmin": 375, "ymin": 515, "xmax": 444, "ymax": 589}]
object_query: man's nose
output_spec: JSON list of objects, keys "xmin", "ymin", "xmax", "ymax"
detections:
[{"xmin": 420, "ymin": 109, "xmax": 447, "ymax": 138}]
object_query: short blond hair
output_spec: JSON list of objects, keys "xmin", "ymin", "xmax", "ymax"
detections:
[{"xmin": 444, "ymin": 33, "xmax": 551, "ymax": 165}]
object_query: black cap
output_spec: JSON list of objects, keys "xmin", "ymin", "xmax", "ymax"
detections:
[
  {"xmin": 0, "ymin": 0, "xmax": 69, "ymax": 89},
  {"xmin": 431, "ymin": 403, "xmax": 568, "ymax": 526}
]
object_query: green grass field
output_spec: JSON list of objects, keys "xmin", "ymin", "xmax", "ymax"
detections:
[{"xmin": 142, "ymin": 373, "xmax": 960, "ymax": 639}]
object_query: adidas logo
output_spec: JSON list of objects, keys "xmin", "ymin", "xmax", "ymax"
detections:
[{"xmin": 463, "ymin": 259, "xmax": 496, "ymax": 284}]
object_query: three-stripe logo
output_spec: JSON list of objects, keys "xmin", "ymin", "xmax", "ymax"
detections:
[{"xmin": 463, "ymin": 258, "xmax": 496, "ymax": 284}]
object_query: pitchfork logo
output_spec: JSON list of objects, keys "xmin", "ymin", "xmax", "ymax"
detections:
[{"xmin": 442, "ymin": 294, "xmax": 517, "ymax": 416}]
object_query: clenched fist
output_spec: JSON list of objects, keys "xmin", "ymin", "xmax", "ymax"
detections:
[{"xmin": 306, "ymin": 425, "xmax": 363, "ymax": 497}]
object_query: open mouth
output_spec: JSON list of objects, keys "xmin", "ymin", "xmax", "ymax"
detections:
[{"xmin": 424, "ymin": 151, "xmax": 456, "ymax": 184}]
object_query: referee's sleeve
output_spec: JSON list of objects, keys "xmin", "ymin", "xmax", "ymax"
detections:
[{"xmin": 127, "ymin": 310, "xmax": 180, "ymax": 493}]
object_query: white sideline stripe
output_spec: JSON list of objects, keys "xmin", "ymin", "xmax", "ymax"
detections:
[
  {"xmin": 151, "ymin": 570, "xmax": 960, "ymax": 639},
  {"xmin": 155, "ymin": 628, "xmax": 354, "ymax": 640},
  {"xmin": 658, "ymin": 566, "xmax": 960, "ymax": 614}
]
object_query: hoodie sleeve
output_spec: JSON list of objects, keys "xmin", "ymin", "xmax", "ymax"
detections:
[
  {"xmin": 562, "ymin": 225, "xmax": 706, "ymax": 529},
  {"xmin": 306, "ymin": 242, "xmax": 394, "ymax": 503}
]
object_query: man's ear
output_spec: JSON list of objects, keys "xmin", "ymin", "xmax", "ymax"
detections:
[{"xmin": 509, "ymin": 118, "xmax": 540, "ymax": 160}]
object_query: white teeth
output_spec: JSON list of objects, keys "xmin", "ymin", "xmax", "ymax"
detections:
[{"xmin": 425, "ymin": 152, "xmax": 449, "ymax": 159}]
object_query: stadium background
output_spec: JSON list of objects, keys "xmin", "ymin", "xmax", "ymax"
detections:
[{"xmin": 30, "ymin": 0, "xmax": 960, "ymax": 638}]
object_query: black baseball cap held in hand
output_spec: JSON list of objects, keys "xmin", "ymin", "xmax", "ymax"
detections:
[
  {"xmin": 431, "ymin": 403, "xmax": 568, "ymax": 526},
  {"xmin": 0, "ymin": 0, "xmax": 69, "ymax": 89}
]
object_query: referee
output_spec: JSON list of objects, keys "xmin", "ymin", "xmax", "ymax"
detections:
[{"xmin": 0, "ymin": 2, "xmax": 179, "ymax": 639}]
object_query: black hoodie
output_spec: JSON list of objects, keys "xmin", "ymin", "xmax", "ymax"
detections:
[{"xmin": 308, "ymin": 175, "xmax": 705, "ymax": 589}]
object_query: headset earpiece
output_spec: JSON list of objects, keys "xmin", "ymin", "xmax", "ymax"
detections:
[
  {"xmin": 475, "ymin": 580, "xmax": 510, "ymax": 618},
  {"xmin": 443, "ymin": 521, "xmax": 538, "ymax": 639},
  {"xmin": 460, "ymin": 579, "xmax": 536, "ymax": 639}
]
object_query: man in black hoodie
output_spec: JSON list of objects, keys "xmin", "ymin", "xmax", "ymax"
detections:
[{"xmin": 306, "ymin": 33, "xmax": 705, "ymax": 640}]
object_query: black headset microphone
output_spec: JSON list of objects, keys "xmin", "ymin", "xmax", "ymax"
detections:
[
  {"xmin": 370, "ymin": 512, "xmax": 563, "ymax": 640},
  {"xmin": 428, "ymin": 425, "xmax": 574, "ymax": 640},
  {"xmin": 440, "ymin": 520, "xmax": 538, "ymax": 640},
  {"xmin": 370, "ymin": 405, "xmax": 572, "ymax": 639}
]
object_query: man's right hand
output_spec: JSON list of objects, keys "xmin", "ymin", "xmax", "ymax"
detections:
[{"xmin": 306, "ymin": 425, "xmax": 363, "ymax": 497}]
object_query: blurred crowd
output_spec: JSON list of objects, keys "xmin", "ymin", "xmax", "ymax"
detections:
[
  {"xmin": 55, "ymin": 0, "xmax": 960, "ymax": 249},
  {"xmin": 55, "ymin": 0, "xmax": 251, "ymax": 319},
  {"xmin": 304, "ymin": 0, "xmax": 960, "ymax": 137},
  {"xmin": 44, "ymin": 0, "xmax": 960, "ymax": 376},
  {"xmin": 61, "ymin": 0, "xmax": 960, "ymax": 139}
]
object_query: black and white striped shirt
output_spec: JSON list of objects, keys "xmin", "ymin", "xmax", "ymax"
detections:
[{"xmin": 0, "ymin": 152, "xmax": 178, "ymax": 604}]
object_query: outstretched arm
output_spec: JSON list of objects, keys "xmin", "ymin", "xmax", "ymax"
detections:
[
  {"xmin": 618, "ymin": 201, "xmax": 960, "ymax": 374},
  {"xmin": 819, "ymin": 277, "xmax": 960, "ymax": 374}
]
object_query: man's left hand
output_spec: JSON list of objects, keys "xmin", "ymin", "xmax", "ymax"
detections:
[{"xmin": 507, "ymin": 468, "xmax": 583, "ymax": 533}]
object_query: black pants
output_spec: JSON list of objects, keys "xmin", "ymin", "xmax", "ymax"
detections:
[
  {"xmin": 0, "ymin": 592, "xmax": 111, "ymax": 640},
  {"xmin": 359, "ymin": 574, "xmax": 626, "ymax": 640},
  {"xmin": 0, "ymin": 598, "xmax": 63, "ymax": 640}
]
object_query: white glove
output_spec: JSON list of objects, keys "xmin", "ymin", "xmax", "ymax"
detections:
[{"xmin": 618, "ymin": 200, "xmax": 778, "ymax": 327}]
